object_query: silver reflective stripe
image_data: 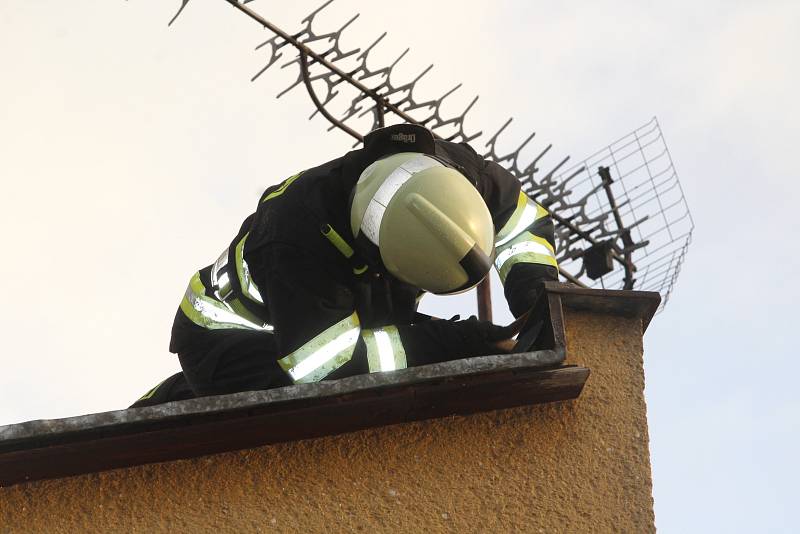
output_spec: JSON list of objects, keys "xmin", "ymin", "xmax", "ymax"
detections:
[
  {"xmin": 494, "ymin": 234, "xmax": 558, "ymax": 283},
  {"xmin": 495, "ymin": 239, "xmax": 555, "ymax": 270},
  {"xmin": 495, "ymin": 195, "xmax": 548, "ymax": 247},
  {"xmin": 363, "ymin": 326, "xmax": 408, "ymax": 373},
  {"xmin": 239, "ymin": 258, "xmax": 264, "ymax": 304},
  {"xmin": 234, "ymin": 234, "xmax": 264, "ymax": 305},
  {"xmin": 278, "ymin": 313, "xmax": 361, "ymax": 384},
  {"xmin": 181, "ymin": 273, "xmax": 273, "ymax": 331},
  {"xmin": 361, "ymin": 155, "xmax": 441, "ymax": 245},
  {"xmin": 210, "ymin": 247, "xmax": 233, "ymax": 301}
]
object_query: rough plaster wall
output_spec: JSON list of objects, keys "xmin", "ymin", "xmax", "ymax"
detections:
[{"xmin": 0, "ymin": 312, "xmax": 654, "ymax": 533}]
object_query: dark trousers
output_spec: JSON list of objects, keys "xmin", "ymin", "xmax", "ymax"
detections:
[{"xmin": 130, "ymin": 328, "xmax": 289, "ymax": 408}]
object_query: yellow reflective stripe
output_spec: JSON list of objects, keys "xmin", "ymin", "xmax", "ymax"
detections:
[
  {"xmin": 496, "ymin": 191, "xmax": 527, "ymax": 243},
  {"xmin": 234, "ymin": 233, "xmax": 264, "ymax": 305},
  {"xmin": 353, "ymin": 264, "xmax": 368, "ymax": 275},
  {"xmin": 495, "ymin": 192, "xmax": 549, "ymax": 246},
  {"xmin": 378, "ymin": 327, "xmax": 407, "ymax": 372},
  {"xmin": 137, "ymin": 378, "xmax": 167, "ymax": 401},
  {"xmin": 227, "ymin": 297, "xmax": 267, "ymax": 326},
  {"xmin": 366, "ymin": 329, "xmax": 405, "ymax": 372},
  {"xmin": 262, "ymin": 172, "xmax": 303, "ymax": 203},
  {"xmin": 495, "ymin": 232, "xmax": 558, "ymax": 283},
  {"xmin": 278, "ymin": 312, "xmax": 361, "ymax": 383},
  {"xmin": 363, "ymin": 326, "xmax": 408, "ymax": 373},
  {"xmin": 362, "ymin": 330, "xmax": 380, "ymax": 370},
  {"xmin": 535, "ymin": 203, "xmax": 549, "ymax": 222},
  {"xmin": 497, "ymin": 231, "xmax": 555, "ymax": 259},
  {"xmin": 180, "ymin": 272, "xmax": 273, "ymax": 331}
]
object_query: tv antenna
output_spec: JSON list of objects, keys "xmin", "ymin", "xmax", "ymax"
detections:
[{"xmin": 170, "ymin": 0, "xmax": 694, "ymax": 318}]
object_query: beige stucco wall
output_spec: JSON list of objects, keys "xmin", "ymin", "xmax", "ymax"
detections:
[{"xmin": 0, "ymin": 310, "xmax": 654, "ymax": 533}]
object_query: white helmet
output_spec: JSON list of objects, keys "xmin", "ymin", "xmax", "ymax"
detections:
[{"xmin": 350, "ymin": 152, "xmax": 494, "ymax": 294}]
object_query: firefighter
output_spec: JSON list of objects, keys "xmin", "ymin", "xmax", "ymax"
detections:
[{"xmin": 132, "ymin": 124, "xmax": 558, "ymax": 407}]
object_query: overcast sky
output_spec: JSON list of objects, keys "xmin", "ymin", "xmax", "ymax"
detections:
[{"xmin": 1, "ymin": 1, "xmax": 797, "ymax": 532}]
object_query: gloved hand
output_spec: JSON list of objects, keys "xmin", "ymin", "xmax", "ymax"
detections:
[
  {"xmin": 510, "ymin": 283, "xmax": 548, "ymax": 352},
  {"xmin": 513, "ymin": 315, "xmax": 544, "ymax": 352},
  {"xmin": 447, "ymin": 315, "xmax": 519, "ymax": 357}
]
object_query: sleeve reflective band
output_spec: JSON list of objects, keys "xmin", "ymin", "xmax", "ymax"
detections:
[
  {"xmin": 180, "ymin": 272, "xmax": 273, "ymax": 331},
  {"xmin": 210, "ymin": 247, "xmax": 233, "ymax": 301},
  {"xmin": 362, "ymin": 326, "xmax": 408, "ymax": 373},
  {"xmin": 227, "ymin": 297, "xmax": 267, "ymax": 327},
  {"xmin": 495, "ymin": 192, "xmax": 550, "ymax": 247},
  {"xmin": 234, "ymin": 233, "xmax": 265, "ymax": 305},
  {"xmin": 278, "ymin": 312, "xmax": 361, "ymax": 384},
  {"xmin": 495, "ymin": 232, "xmax": 559, "ymax": 283}
]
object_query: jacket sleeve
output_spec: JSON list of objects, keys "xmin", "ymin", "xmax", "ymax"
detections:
[
  {"xmin": 472, "ymin": 152, "xmax": 560, "ymax": 318},
  {"xmin": 259, "ymin": 243, "xmax": 513, "ymax": 384}
]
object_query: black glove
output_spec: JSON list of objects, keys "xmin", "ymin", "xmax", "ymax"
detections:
[
  {"xmin": 509, "ymin": 282, "xmax": 549, "ymax": 352},
  {"xmin": 398, "ymin": 315, "xmax": 516, "ymax": 366},
  {"xmin": 513, "ymin": 316, "xmax": 544, "ymax": 352},
  {"xmin": 446, "ymin": 315, "xmax": 516, "ymax": 358}
]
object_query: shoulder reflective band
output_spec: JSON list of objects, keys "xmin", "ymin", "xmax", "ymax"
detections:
[
  {"xmin": 362, "ymin": 326, "xmax": 408, "ymax": 373},
  {"xmin": 495, "ymin": 232, "xmax": 559, "ymax": 283},
  {"xmin": 180, "ymin": 272, "xmax": 274, "ymax": 331},
  {"xmin": 495, "ymin": 192, "xmax": 550, "ymax": 247},
  {"xmin": 262, "ymin": 172, "xmax": 303, "ymax": 203},
  {"xmin": 278, "ymin": 312, "xmax": 361, "ymax": 384},
  {"xmin": 361, "ymin": 155, "xmax": 440, "ymax": 245},
  {"xmin": 234, "ymin": 233, "xmax": 264, "ymax": 305}
]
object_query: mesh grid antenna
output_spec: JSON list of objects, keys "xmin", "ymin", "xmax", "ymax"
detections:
[
  {"xmin": 546, "ymin": 118, "xmax": 694, "ymax": 310},
  {"xmin": 170, "ymin": 0, "xmax": 693, "ymax": 312}
]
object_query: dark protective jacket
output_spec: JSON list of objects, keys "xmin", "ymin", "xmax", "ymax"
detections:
[{"xmin": 171, "ymin": 124, "xmax": 558, "ymax": 385}]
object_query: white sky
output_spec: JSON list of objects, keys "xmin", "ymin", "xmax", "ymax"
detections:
[{"xmin": 1, "ymin": 1, "xmax": 798, "ymax": 531}]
